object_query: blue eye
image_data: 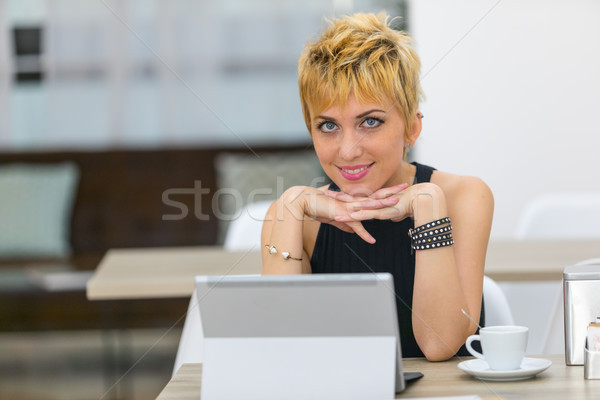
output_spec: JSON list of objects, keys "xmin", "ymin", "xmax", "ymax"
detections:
[
  {"xmin": 362, "ymin": 117, "xmax": 383, "ymax": 128},
  {"xmin": 318, "ymin": 121, "xmax": 338, "ymax": 133}
]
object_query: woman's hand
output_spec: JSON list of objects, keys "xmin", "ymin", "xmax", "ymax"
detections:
[
  {"xmin": 288, "ymin": 186, "xmax": 371, "ymax": 243},
  {"xmin": 325, "ymin": 183, "xmax": 417, "ymax": 224}
]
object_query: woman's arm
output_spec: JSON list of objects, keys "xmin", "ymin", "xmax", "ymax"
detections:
[
  {"xmin": 410, "ymin": 178, "xmax": 493, "ymax": 361},
  {"xmin": 331, "ymin": 177, "xmax": 494, "ymax": 360},
  {"xmin": 261, "ymin": 186, "xmax": 312, "ymax": 275}
]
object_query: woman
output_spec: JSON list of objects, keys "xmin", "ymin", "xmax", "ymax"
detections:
[{"xmin": 261, "ymin": 13, "xmax": 493, "ymax": 361}]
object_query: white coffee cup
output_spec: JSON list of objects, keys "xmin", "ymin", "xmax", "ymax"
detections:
[{"xmin": 465, "ymin": 325, "xmax": 529, "ymax": 371}]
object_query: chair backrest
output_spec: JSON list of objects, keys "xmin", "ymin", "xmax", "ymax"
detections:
[
  {"xmin": 483, "ymin": 275, "xmax": 515, "ymax": 326},
  {"xmin": 515, "ymin": 193, "xmax": 600, "ymax": 239},
  {"xmin": 223, "ymin": 200, "xmax": 273, "ymax": 251}
]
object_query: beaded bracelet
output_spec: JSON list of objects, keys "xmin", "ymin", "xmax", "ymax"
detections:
[
  {"xmin": 409, "ymin": 223, "xmax": 452, "ymax": 241},
  {"xmin": 409, "ymin": 217, "xmax": 454, "ymax": 251},
  {"xmin": 408, "ymin": 217, "xmax": 451, "ymax": 239},
  {"xmin": 412, "ymin": 232, "xmax": 453, "ymax": 246},
  {"xmin": 412, "ymin": 239, "xmax": 454, "ymax": 251}
]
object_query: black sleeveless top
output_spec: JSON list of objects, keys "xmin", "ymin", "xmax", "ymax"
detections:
[{"xmin": 310, "ymin": 162, "xmax": 484, "ymax": 358}]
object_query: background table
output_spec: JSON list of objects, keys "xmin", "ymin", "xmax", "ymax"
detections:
[
  {"xmin": 87, "ymin": 241, "xmax": 600, "ymax": 300},
  {"xmin": 157, "ymin": 355, "xmax": 598, "ymax": 399},
  {"xmin": 87, "ymin": 246, "xmax": 262, "ymax": 299}
]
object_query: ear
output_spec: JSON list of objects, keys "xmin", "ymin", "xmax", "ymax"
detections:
[{"xmin": 405, "ymin": 111, "xmax": 423, "ymax": 146}]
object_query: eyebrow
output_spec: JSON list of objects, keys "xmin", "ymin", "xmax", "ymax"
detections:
[{"xmin": 315, "ymin": 108, "xmax": 386, "ymax": 121}]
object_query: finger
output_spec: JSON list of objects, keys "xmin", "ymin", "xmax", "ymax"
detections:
[
  {"xmin": 336, "ymin": 207, "xmax": 401, "ymax": 222},
  {"xmin": 348, "ymin": 196, "xmax": 399, "ymax": 210},
  {"xmin": 323, "ymin": 190, "xmax": 363, "ymax": 202},
  {"xmin": 350, "ymin": 208, "xmax": 401, "ymax": 221},
  {"xmin": 346, "ymin": 221, "xmax": 376, "ymax": 244},
  {"xmin": 370, "ymin": 183, "xmax": 409, "ymax": 200},
  {"xmin": 329, "ymin": 221, "xmax": 355, "ymax": 233},
  {"xmin": 312, "ymin": 216, "xmax": 355, "ymax": 233}
]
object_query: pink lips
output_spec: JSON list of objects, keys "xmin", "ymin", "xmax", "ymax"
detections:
[{"xmin": 337, "ymin": 163, "xmax": 373, "ymax": 181}]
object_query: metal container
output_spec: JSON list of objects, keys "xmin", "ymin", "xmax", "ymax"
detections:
[{"xmin": 564, "ymin": 262, "xmax": 600, "ymax": 365}]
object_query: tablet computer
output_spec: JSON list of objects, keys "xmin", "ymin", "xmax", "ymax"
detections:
[{"xmin": 195, "ymin": 272, "xmax": 411, "ymax": 399}]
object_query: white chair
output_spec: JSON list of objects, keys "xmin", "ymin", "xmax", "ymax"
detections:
[
  {"xmin": 483, "ymin": 276, "xmax": 515, "ymax": 326},
  {"xmin": 223, "ymin": 200, "xmax": 273, "ymax": 251},
  {"xmin": 515, "ymin": 193, "xmax": 600, "ymax": 239},
  {"xmin": 172, "ymin": 201, "xmax": 271, "ymax": 375},
  {"xmin": 512, "ymin": 193, "xmax": 600, "ymax": 355}
]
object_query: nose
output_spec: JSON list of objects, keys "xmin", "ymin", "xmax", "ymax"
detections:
[{"xmin": 338, "ymin": 131, "xmax": 364, "ymax": 161}]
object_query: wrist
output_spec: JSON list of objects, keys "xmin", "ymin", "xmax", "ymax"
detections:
[
  {"xmin": 409, "ymin": 183, "xmax": 447, "ymax": 222},
  {"xmin": 280, "ymin": 186, "xmax": 309, "ymax": 220}
]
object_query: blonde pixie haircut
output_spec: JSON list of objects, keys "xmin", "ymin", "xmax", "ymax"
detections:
[{"xmin": 298, "ymin": 12, "xmax": 423, "ymax": 136}]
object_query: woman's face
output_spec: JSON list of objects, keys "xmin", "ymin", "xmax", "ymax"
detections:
[{"xmin": 310, "ymin": 94, "xmax": 418, "ymax": 196}]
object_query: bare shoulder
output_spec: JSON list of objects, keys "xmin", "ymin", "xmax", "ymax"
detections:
[
  {"xmin": 431, "ymin": 170, "xmax": 493, "ymax": 205},
  {"xmin": 430, "ymin": 170, "xmax": 494, "ymax": 225}
]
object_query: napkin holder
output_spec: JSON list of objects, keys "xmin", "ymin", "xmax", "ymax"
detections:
[
  {"xmin": 584, "ymin": 339, "xmax": 600, "ymax": 379},
  {"xmin": 564, "ymin": 262, "xmax": 600, "ymax": 365}
]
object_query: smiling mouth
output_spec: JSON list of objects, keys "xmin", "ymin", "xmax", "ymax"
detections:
[{"xmin": 338, "ymin": 162, "xmax": 374, "ymax": 174}]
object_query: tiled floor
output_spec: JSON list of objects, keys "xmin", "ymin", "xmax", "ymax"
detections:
[{"xmin": 0, "ymin": 328, "xmax": 182, "ymax": 400}]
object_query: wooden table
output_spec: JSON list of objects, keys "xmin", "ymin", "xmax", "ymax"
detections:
[
  {"xmin": 86, "ymin": 241, "xmax": 600, "ymax": 300},
  {"xmin": 157, "ymin": 355, "xmax": 599, "ymax": 399},
  {"xmin": 87, "ymin": 246, "xmax": 262, "ymax": 300},
  {"xmin": 484, "ymin": 240, "xmax": 599, "ymax": 281}
]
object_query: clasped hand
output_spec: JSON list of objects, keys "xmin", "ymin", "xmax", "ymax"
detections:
[{"xmin": 303, "ymin": 183, "xmax": 411, "ymax": 244}]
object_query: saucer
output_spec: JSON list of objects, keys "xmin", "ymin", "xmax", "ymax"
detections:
[{"xmin": 458, "ymin": 357, "xmax": 552, "ymax": 381}]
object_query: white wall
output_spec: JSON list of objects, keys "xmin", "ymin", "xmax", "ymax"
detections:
[{"xmin": 409, "ymin": 0, "xmax": 600, "ymax": 238}]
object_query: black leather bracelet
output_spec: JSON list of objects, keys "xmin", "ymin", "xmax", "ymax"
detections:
[
  {"xmin": 413, "ymin": 232, "xmax": 453, "ymax": 246},
  {"xmin": 408, "ymin": 217, "xmax": 451, "ymax": 239},
  {"xmin": 412, "ymin": 238, "xmax": 454, "ymax": 251},
  {"xmin": 409, "ymin": 217, "xmax": 453, "ymax": 251},
  {"xmin": 410, "ymin": 223, "xmax": 452, "ymax": 241}
]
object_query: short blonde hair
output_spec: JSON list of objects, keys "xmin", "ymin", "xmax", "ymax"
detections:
[{"xmin": 298, "ymin": 12, "xmax": 423, "ymax": 135}]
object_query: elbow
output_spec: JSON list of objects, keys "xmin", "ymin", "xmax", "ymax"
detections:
[
  {"xmin": 421, "ymin": 343, "xmax": 457, "ymax": 362},
  {"xmin": 418, "ymin": 327, "xmax": 470, "ymax": 361}
]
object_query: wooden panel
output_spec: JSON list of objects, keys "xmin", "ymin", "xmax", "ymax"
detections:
[
  {"xmin": 0, "ymin": 144, "xmax": 312, "ymax": 254},
  {"xmin": 0, "ymin": 289, "xmax": 188, "ymax": 331}
]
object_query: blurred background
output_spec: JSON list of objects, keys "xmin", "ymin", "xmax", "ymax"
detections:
[
  {"xmin": 1, "ymin": 0, "xmax": 599, "ymax": 399},
  {"xmin": 2, "ymin": 0, "xmax": 598, "ymax": 238},
  {"xmin": 0, "ymin": 0, "xmax": 405, "ymax": 150}
]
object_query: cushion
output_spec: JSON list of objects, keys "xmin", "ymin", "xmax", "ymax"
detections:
[
  {"xmin": 0, "ymin": 162, "xmax": 79, "ymax": 259},
  {"xmin": 214, "ymin": 150, "xmax": 325, "ymax": 244}
]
